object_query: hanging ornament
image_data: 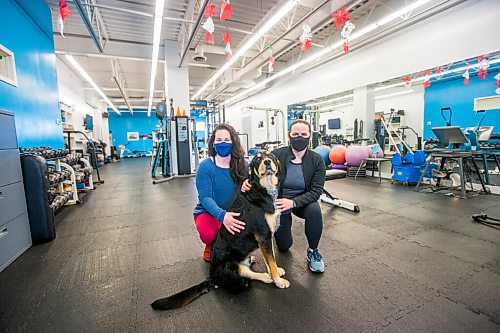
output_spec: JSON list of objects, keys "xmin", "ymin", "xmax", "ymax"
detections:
[
  {"xmin": 267, "ymin": 45, "xmax": 275, "ymax": 73},
  {"xmin": 220, "ymin": 0, "xmax": 233, "ymax": 21},
  {"xmin": 462, "ymin": 62, "xmax": 470, "ymax": 84},
  {"xmin": 202, "ymin": 17, "xmax": 215, "ymax": 45},
  {"xmin": 222, "ymin": 32, "xmax": 232, "ymax": 60},
  {"xmin": 477, "ymin": 56, "xmax": 490, "ymax": 80},
  {"xmin": 59, "ymin": 0, "xmax": 73, "ymax": 20},
  {"xmin": 341, "ymin": 21, "xmax": 355, "ymax": 53},
  {"xmin": 57, "ymin": 14, "xmax": 65, "ymax": 37},
  {"xmin": 495, "ymin": 73, "xmax": 500, "ymax": 95},
  {"xmin": 435, "ymin": 66, "xmax": 443, "ymax": 80},
  {"xmin": 403, "ymin": 76, "xmax": 412, "ymax": 87},
  {"xmin": 332, "ymin": 6, "xmax": 350, "ymax": 29},
  {"xmin": 422, "ymin": 69, "xmax": 431, "ymax": 88},
  {"xmin": 299, "ymin": 25, "xmax": 313, "ymax": 52},
  {"xmin": 57, "ymin": 0, "xmax": 72, "ymax": 37},
  {"xmin": 202, "ymin": 4, "xmax": 217, "ymax": 45},
  {"xmin": 204, "ymin": 4, "xmax": 217, "ymax": 18}
]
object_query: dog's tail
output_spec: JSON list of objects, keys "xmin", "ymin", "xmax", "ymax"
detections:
[{"xmin": 150, "ymin": 277, "xmax": 211, "ymax": 310}]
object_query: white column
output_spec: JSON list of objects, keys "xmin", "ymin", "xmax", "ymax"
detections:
[
  {"xmin": 164, "ymin": 40, "xmax": 192, "ymax": 174},
  {"xmin": 353, "ymin": 86, "xmax": 375, "ymax": 141}
]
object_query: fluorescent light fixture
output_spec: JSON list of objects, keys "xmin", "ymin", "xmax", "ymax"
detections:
[
  {"xmin": 316, "ymin": 101, "xmax": 353, "ymax": 112},
  {"xmin": 192, "ymin": 0, "xmax": 300, "ymax": 100},
  {"xmin": 147, "ymin": 0, "xmax": 166, "ymax": 117},
  {"xmin": 307, "ymin": 94, "xmax": 354, "ymax": 107},
  {"xmin": 225, "ymin": 0, "xmax": 435, "ymax": 106},
  {"xmin": 65, "ymin": 54, "xmax": 121, "ymax": 115},
  {"xmin": 375, "ymin": 89, "xmax": 414, "ymax": 100}
]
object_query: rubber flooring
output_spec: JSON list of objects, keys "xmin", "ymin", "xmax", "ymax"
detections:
[{"xmin": 1, "ymin": 157, "xmax": 499, "ymax": 332}]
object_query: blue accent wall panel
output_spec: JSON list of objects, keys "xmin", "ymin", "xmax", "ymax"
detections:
[
  {"xmin": 0, "ymin": 0, "xmax": 63, "ymax": 148},
  {"xmin": 423, "ymin": 75, "xmax": 500, "ymax": 139},
  {"xmin": 108, "ymin": 112, "xmax": 158, "ymax": 152}
]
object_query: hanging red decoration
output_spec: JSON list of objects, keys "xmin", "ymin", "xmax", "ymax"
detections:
[
  {"xmin": 267, "ymin": 45, "xmax": 275, "ymax": 73},
  {"xmin": 403, "ymin": 76, "xmax": 412, "ymax": 87},
  {"xmin": 341, "ymin": 21, "xmax": 355, "ymax": 54},
  {"xmin": 477, "ymin": 56, "xmax": 490, "ymax": 80},
  {"xmin": 222, "ymin": 32, "xmax": 232, "ymax": 61},
  {"xmin": 204, "ymin": 4, "xmax": 217, "ymax": 18},
  {"xmin": 332, "ymin": 7, "xmax": 350, "ymax": 29},
  {"xmin": 299, "ymin": 25, "xmax": 313, "ymax": 52},
  {"xmin": 205, "ymin": 31, "xmax": 214, "ymax": 45},
  {"xmin": 222, "ymin": 32, "xmax": 231, "ymax": 44},
  {"xmin": 59, "ymin": 0, "xmax": 73, "ymax": 20},
  {"xmin": 478, "ymin": 69, "xmax": 488, "ymax": 80},
  {"xmin": 220, "ymin": 0, "xmax": 233, "ymax": 21},
  {"xmin": 343, "ymin": 41, "xmax": 349, "ymax": 53},
  {"xmin": 422, "ymin": 69, "xmax": 431, "ymax": 88}
]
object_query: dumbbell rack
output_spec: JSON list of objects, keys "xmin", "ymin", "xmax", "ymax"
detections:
[{"xmin": 47, "ymin": 158, "xmax": 79, "ymax": 209}]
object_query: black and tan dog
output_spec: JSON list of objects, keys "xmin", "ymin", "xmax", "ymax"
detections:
[{"xmin": 151, "ymin": 151, "xmax": 289, "ymax": 311}]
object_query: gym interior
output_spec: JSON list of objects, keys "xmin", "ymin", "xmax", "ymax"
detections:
[{"xmin": 1, "ymin": 0, "xmax": 499, "ymax": 331}]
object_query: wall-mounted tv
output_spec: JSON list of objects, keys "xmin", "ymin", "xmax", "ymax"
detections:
[
  {"xmin": 85, "ymin": 114, "xmax": 93, "ymax": 131},
  {"xmin": 328, "ymin": 118, "xmax": 341, "ymax": 130}
]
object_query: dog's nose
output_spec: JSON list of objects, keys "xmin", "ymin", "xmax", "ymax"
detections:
[{"xmin": 264, "ymin": 159, "xmax": 271, "ymax": 166}]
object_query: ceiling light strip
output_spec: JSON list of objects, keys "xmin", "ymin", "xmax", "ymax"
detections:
[
  {"xmin": 225, "ymin": 0, "xmax": 433, "ymax": 106},
  {"xmin": 65, "ymin": 54, "xmax": 121, "ymax": 115},
  {"xmin": 147, "ymin": 0, "xmax": 166, "ymax": 117},
  {"xmin": 192, "ymin": 0, "xmax": 301, "ymax": 100}
]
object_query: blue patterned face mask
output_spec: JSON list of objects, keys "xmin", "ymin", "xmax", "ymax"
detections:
[{"xmin": 214, "ymin": 142, "xmax": 232, "ymax": 157}]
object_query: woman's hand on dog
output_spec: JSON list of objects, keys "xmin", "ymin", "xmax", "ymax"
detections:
[
  {"xmin": 241, "ymin": 179, "xmax": 252, "ymax": 192},
  {"xmin": 223, "ymin": 212, "xmax": 246, "ymax": 235},
  {"xmin": 276, "ymin": 198, "xmax": 294, "ymax": 212}
]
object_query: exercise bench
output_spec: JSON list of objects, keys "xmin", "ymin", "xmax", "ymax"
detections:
[{"xmin": 320, "ymin": 169, "xmax": 360, "ymax": 212}]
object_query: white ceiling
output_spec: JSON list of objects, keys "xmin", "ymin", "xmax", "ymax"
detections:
[{"xmin": 45, "ymin": 0, "xmax": 457, "ymax": 112}]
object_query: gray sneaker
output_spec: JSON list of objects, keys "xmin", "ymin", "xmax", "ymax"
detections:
[{"xmin": 307, "ymin": 248, "xmax": 325, "ymax": 273}]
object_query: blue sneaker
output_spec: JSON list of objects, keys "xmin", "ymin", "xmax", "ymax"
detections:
[{"xmin": 307, "ymin": 248, "xmax": 324, "ymax": 273}]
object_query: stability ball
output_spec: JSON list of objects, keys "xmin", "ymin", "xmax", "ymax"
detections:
[
  {"xmin": 345, "ymin": 146, "xmax": 370, "ymax": 167},
  {"xmin": 314, "ymin": 145, "xmax": 331, "ymax": 165},
  {"xmin": 329, "ymin": 145, "xmax": 347, "ymax": 165}
]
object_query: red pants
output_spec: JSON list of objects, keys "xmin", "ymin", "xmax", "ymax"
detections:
[{"xmin": 194, "ymin": 213, "xmax": 222, "ymax": 245}]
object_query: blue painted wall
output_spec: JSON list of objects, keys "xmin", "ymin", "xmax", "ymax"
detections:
[
  {"xmin": 0, "ymin": 0, "xmax": 63, "ymax": 148},
  {"xmin": 423, "ymin": 74, "xmax": 500, "ymax": 139},
  {"xmin": 108, "ymin": 112, "xmax": 158, "ymax": 152}
]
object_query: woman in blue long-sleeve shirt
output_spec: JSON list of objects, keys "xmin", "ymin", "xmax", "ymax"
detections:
[{"xmin": 193, "ymin": 124, "xmax": 247, "ymax": 261}]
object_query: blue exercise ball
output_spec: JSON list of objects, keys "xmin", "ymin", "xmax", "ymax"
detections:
[{"xmin": 314, "ymin": 145, "xmax": 331, "ymax": 165}]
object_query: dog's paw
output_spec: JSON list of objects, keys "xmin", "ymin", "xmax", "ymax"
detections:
[
  {"xmin": 277, "ymin": 267, "xmax": 285, "ymax": 277},
  {"xmin": 262, "ymin": 273, "xmax": 273, "ymax": 283},
  {"xmin": 274, "ymin": 277, "xmax": 290, "ymax": 289}
]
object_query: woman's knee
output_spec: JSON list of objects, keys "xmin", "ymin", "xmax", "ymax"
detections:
[
  {"xmin": 276, "ymin": 238, "xmax": 292, "ymax": 252},
  {"xmin": 195, "ymin": 214, "xmax": 221, "ymax": 244},
  {"xmin": 303, "ymin": 201, "xmax": 323, "ymax": 221}
]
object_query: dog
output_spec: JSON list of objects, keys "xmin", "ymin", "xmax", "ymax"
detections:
[{"xmin": 151, "ymin": 151, "xmax": 289, "ymax": 311}]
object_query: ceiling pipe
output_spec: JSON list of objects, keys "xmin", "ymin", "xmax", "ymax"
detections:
[
  {"xmin": 73, "ymin": 0, "xmax": 104, "ymax": 52},
  {"xmin": 179, "ymin": 0, "xmax": 210, "ymax": 68}
]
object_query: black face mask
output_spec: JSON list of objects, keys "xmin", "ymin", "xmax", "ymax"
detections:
[{"xmin": 290, "ymin": 136, "xmax": 310, "ymax": 151}]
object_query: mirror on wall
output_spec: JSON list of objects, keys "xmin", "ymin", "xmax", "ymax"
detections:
[{"xmin": 288, "ymin": 51, "xmax": 500, "ymax": 185}]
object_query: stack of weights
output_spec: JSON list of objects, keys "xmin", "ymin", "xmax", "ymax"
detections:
[
  {"xmin": 19, "ymin": 147, "xmax": 69, "ymax": 159},
  {"xmin": 47, "ymin": 169, "xmax": 72, "ymax": 186},
  {"xmin": 73, "ymin": 164, "xmax": 92, "ymax": 183},
  {"xmin": 49, "ymin": 191, "xmax": 74, "ymax": 211},
  {"xmin": 61, "ymin": 153, "xmax": 82, "ymax": 166}
]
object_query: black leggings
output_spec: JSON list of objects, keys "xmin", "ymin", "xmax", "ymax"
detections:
[{"xmin": 274, "ymin": 201, "xmax": 323, "ymax": 252}]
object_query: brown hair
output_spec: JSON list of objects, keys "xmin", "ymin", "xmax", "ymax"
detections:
[
  {"xmin": 208, "ymin": 124, "xmax": 246, "ymax": 184},
  {"xmin": 289, "ymin": 119, "xmax": 311, "ymax": 136}
]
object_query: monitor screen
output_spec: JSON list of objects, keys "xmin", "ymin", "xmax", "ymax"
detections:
[
  {"xmin": 85, "ymin": 114, "xmax": 93, "ymax": 131},
  {"xmin": 431, "ymin": 126, "xmax": 468, "ymax": 145},
  {"xmin": 328, "ymin": 118, "xmax": 341, "ymax": 129}
]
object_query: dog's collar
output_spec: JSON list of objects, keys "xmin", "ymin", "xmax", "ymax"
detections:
[{"xmin": 266, "ymin": 187, "xmax": 279, "ymax": 202}]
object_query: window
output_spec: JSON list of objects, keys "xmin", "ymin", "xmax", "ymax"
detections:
[{"xmin": 0, "ymin": 44, "xmax": 17, "ymax": 87}]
